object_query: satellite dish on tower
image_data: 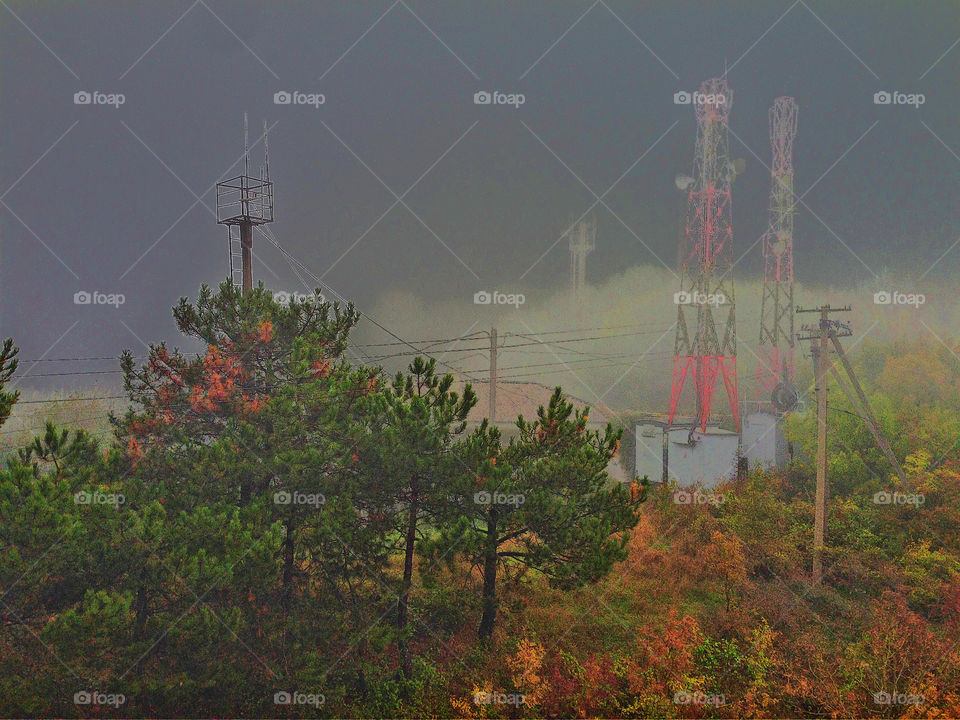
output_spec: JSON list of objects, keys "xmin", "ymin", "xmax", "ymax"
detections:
[
  {"xmin": 771, "ymin": 381, "xmax": 799, "ymax": 413},
  {"xmin": 675, "ymin": 174, "xmax": 694, "ymax": 191}
]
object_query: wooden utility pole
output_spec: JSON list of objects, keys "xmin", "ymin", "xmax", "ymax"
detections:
[
  {"xmin": 489, "ymin": 327, "xmax": 497, "ymax": 423},
  {"xmin": 798, "ymin": 304, "xmax": 907, "ymax": 585},
  {"xmin": 813, "ymin": 311, "xmax": 830, "ymax": 584},
  {"xmin": 798, "ymin": 305, "xmax": 850, "ymax": 585}
]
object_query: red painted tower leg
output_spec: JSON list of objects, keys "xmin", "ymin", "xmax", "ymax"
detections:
[{"xmin": 669, "ymin": 77, "xmax": 740, "ymax": 431}]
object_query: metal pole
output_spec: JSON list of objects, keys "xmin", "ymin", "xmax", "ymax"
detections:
[
  {"xmin": 489, "ymin": 327, "xmax": 497, "ymax": 423},
  {"xmin": 240, "ymin": 221, "xmax": 253, "ymax": 294},
  {"xmin": 813, "ymin": 308, "xmax": 829, "ymax": 584}
]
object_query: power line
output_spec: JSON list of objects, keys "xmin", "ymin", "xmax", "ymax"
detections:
[
  {"xmin": 256, "ymin": 235, "xmax": 486, "ymax": 384},
  {"xmin": 17, "ymin": 370, "xmax": 123, "ymax": 379},
  {"xmin": 15, "ymin": 395, "xmax": 127, "ymax": 405},
  {"xmin": 494, "ymin": 355, "xmax": 672, "ymax": 382}
]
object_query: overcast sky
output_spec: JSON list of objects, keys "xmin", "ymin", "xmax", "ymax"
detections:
[{"xmin": 2, "ymin": 0, "xmax": 960, "ymax": 399}]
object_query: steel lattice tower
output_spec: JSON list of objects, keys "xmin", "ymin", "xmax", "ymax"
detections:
[
  {"xmin": 668, "ymin": 77, "xmax": 739, "ymax": 432},
  {"xmin": 756, "ymin": 97, "xmax": 798, "ymax": 408},
  {"xmin": 216, "ymin": 113, "xmax": 274, "ymax": 293},
  {"xmin": 569, "ymin": 216, "xmax": 596, "ymax": 300}
]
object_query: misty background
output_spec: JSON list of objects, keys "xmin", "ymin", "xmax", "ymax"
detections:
[{"xmin": 2, "ymin": 0, "xmax": 960, "ymax": 417}]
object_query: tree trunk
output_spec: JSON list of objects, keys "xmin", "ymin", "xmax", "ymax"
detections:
[
  {"xmin": 397, "ymin": 477, "xmax": 419, "ymax": 680},
  {"xmin": 134, "ymin": 583, "xmax": 149, "ymax": 640},
  {"xmin": 478, "ymin": 509, "xmax": 498, "ymax": 639},
  {"xmin": 282, "ymin": 516, "xmax": 297, "ymax": 611}
]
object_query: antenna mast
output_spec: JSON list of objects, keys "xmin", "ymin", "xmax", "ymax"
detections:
[
  {"xmin": 216, "ymin": 115, "xmax": 274, "ymax": 293},
  {"xmin": 568, "ymin": 216, "xmax": 596, "ymax": 301},
  {"xmin": 668, "ymin": 77, "xmax": 740, "ymax": 432},
  {"xmin": 757, "ymin": 97, "xmax": 799, "ymax": 410}
]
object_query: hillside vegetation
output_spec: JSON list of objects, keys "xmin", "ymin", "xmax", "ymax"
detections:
[{"xmin": 1, "ymin": 285, "xmax": 959, "ymax": 718}]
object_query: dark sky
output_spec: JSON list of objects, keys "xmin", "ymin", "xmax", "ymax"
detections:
[{"xmin": 3, "ymin": 0, "xmax": 960, "ymax": 396}]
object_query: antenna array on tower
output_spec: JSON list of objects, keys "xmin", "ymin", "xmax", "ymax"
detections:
[
  {"xmin": 757, "ymin": 97, "xmax": 799, "ymax": 409},
  {"xmin": 668, "ymin": 77, "xmax": 740, "ymax": 432},
  {"xmin": 216, "ymin": 113, "xmax": 275, "ymax": 292}
]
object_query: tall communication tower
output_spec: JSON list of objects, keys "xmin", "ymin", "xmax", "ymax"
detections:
[
  {"xmin": 757, "ymin": 97, "xmax": 799, "ymax": 410},
  {"xmin": 568, "ymin": 216, "xmax": 596, "ymax": 300},
  {"xmin": 216, "ymin": 113, "xmax": 274, "ymax": 293},
  {"xmin": 668, "ymin": 77, "xmax": 740, "ymax": 433}
]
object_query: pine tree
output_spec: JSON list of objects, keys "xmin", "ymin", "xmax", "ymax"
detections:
[
  {"xmin": 0, "ymin": 337, "xmax": 19, "ymax": 429},
  {"xmin": 362, "ymin": 357, "xmax": 475, "ymax": 680},
  {"xmin": 438, "ymin": 387, "xmax": 644, "ymax": 638}
]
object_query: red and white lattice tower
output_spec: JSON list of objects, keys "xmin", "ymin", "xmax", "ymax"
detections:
[
  {"xmin": 668, "ymin": 77, "xmax": 739, "ymax": 432},
  {"xmin": 756, "ymin": 97, "xmax": 798, "ymax": 408}
]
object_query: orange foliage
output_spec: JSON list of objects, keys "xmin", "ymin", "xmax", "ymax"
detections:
[
  {"xmin": 127, "ymin": 437, "xmax": 143, "ymax": 465},
  {"xmin": 635, "ymin": 609, "xmax": 701, "ymax": 695},
  {"xmin": 189, "ymin": 345, "xmax": 246, "ymax": 413},
  {"xmin": 310, "ymin": 359, "xmax": 331, "ymax": 378},
  {"xmin": 256, "ymin": 320, "xmax": 273, "ymax": 344},
  {"xmin": 507, "ymin": 638, "xmax": 548, "ymax": 707}
]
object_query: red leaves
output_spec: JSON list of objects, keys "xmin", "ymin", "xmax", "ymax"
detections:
[
  {"xmin": 257, "ymin": 320, "xmax": 274, "ymax": 344},
  {"xmin": 189, "ymin": 345, "xmax": 247, "ymax": 413},
  {"xmin": 127, "ymin": 437, "xmax": 143, "ymax": 466},
  {"xmin": 310, "ymin": 359, "xmax": 332, "ymax": 378}
]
